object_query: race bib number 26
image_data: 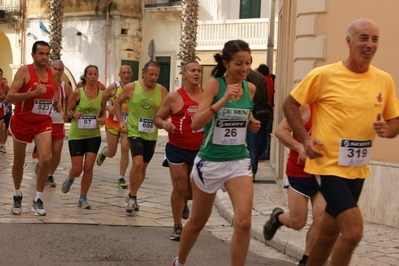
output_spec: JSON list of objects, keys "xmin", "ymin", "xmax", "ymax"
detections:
[{"xmin": 212, "ymin": 119, "xmax": 247, "ymax": 145}]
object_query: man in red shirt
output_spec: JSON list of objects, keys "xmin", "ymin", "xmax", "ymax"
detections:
[
  {"xmin": 7, "ymin": 41, "xmax": 61, "ymax": 216},
  {"xmin": 154, "ymin": 61, "xmax": 204, "ymax": 241}
]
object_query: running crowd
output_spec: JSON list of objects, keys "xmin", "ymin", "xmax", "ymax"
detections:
[{"xmin": 1, "ymin": 18, "xmax": 399, "ymax": 266}]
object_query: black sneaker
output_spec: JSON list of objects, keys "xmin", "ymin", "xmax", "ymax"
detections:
[
  {"xmin": 11, "ymin": 193, "xmax": 23, "ymax": 215},
  {"xmin": 170, "ymin": 224, "xmax": 183, "ymax": 241},
  {"xmin": 46, "ymin": 175, "xmax": 56, "ymax": 187},
  {"xmin": 263, "ymin": 207, "xmax": 284, "ymax": 241}
]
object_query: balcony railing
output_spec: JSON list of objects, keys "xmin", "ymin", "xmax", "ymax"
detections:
[
  {"xmin": 144, "ymin": 0, "xmax": 181, "ymax": 8},
  {"xmin": 197, "ymin": 18, "xmax": 277, "ymax": 51},
  {"xmin": 0, "ymin": 0, "xmax": 20, "ymax": 21}
]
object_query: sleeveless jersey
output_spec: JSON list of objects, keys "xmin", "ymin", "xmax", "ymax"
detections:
[
  {"xmin": 127, "ymin": 81, "xmax": 162, "ymax": 141},
  {"xmin": 68, "ymin": 87, "xmax": 103, "ymax": 140},
  {"xmin": 286, "ymin": 104, "xmax": 313, "ymax": 178},
  {"xmin": 197, "ymin": 77, "xmax": 253, "ymax": 162},
  {"xmin": 50, "ymin": 81, "xmax": 66, "ymax": 124},
  {"xmin": 14, "ymin": 64, "xmax": 56, "ymax": 123},
  {"xmin": 106, "ymin": 81, "xmax": 129, "ymax": 125},
  {"xmin": 168, "ymin": 87, "xmax": 204, "ymax": 150}
]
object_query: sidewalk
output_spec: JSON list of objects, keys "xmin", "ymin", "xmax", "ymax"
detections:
[
  {"xmin": 0, "ymin": 127, "xmax": 398, "ymax": 265},
  {"xmin": 216, "ymin": 158, "xmax": 399, "ymax": 266}
]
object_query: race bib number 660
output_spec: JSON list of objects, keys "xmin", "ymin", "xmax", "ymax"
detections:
[{"xmin": 338, "ymin": 138, "xmax": 372, "ymax": 166}]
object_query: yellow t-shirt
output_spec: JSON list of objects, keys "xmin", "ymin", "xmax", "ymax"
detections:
[{"xmin": 291, "ymin": 61, "xmax": 399, "ymax": 179}]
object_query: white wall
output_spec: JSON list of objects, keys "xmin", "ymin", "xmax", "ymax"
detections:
[
  {"xmin": 140, "ymin": 12, "xmax": 181, "ymax": 91},
  {"xmin": 25, "ymin": 16, "xmax": 115, "ymax": 86},
  {"xmin": 199, "ymin": 0, "xmax": 270, "ymax": 21}
]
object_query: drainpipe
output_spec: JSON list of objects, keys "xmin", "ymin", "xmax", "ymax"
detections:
[
  {"xmin": 20, "ymin": 0, "xmax": 26, "ymax": 65},
  {"xmin": 104, "ymin": 0, "xmax": 111, "ymax": 86},
  {"xmin": 267, "ymin": 0, "xmax": 276, "ymax": 73}
]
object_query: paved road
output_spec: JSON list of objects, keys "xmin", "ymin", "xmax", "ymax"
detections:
[
  {"xmin": 0, "ymin": 128, "xmax": 296, "ymax": 265},
  {"xmin": 0, "ymin": 224, "xmax": 296, "ymax": 266}
]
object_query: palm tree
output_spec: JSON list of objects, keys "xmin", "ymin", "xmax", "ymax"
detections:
[
  {"xmin": 48, "ymin": 0, "xmax": 64, "ymax": 60},
  {"xmin": 179, "ymin": 0, "xmax": 199, "ymax": 67}
]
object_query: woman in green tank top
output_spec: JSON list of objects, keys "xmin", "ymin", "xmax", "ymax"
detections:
[
  {"xmin": 62, "ymin": 65, "xmax": 106, "ymax": 210},
  {"xmin": 172, "ymin": 40, "xmax": 261, "ymax": 266}
]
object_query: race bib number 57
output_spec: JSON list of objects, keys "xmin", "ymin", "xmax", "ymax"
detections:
[
  {"xmin": 338, "ymin": 138, "xmax": 372, "ymax": 166},
  {"xmin": 78, "ymin": 115, "xmax": 97, "ymax": 129}
]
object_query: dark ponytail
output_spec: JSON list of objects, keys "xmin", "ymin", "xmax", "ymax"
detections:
[{"xmin": 211, "ymin": 53, "xmax": 227, "ymax": 77}]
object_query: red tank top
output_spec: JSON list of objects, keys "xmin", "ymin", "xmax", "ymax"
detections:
[
  {"xmin": 168, "ymin": 87, "xmax": 204, "ymax": 150},
  {"xmin": 14, "ymin": 64, "xmax": 57, "ymax": 123},
  {"xmin": 286, "ymin": 104, "xmax": 313, "ymax": 178}
]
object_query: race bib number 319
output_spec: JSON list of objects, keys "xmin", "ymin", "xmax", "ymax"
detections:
[{"xmin": 338, "ymin": 138, "xmax": 372, "ymax": 166}]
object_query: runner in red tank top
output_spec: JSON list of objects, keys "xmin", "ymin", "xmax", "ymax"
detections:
[
  {"xmin": 6, "ymin": 41, "xmax": 61, "ymax": 216},
  {"xmin": 262, "ymin": 104, "xmax": 326, "ymax": 266},
  {"xmin": 154, "ymin": 61, "xmax": 204, "ymax": 241}
]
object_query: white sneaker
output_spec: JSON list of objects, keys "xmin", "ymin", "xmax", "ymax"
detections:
[
  {"xmin": 11, "ymin": 193, "xmax": 23, "ymax": 215},
  {"xmin": 31, "ymin": 198, "xmax": 46, "ymax": 216}
]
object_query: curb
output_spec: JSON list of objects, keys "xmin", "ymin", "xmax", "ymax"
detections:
[{"xmin": 214, "ymin": 187, "xmax": 305, "ymax": 262}]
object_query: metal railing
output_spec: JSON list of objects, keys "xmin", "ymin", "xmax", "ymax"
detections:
[
  {"xmin": 144, "ymin": 0, "xmax": 181, "ymax": 8},
  {"xmin": 197, "ymin": 18, "xmax": 277, "ymax": 51}
]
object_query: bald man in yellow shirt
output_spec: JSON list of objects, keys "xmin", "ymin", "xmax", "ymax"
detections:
[{"xmin": 283, "ymin": 18, "xmax": 399, "ymax": 266}]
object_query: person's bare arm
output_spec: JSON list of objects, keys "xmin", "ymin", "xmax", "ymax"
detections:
[
  {"xmin": 275, "ymin": 105, "xmax": 310, "ymax": 161},
  {"xmin": 63, "ymin": 83, "xmax": 72, "ymax": 114},
  {"xmin": 283, "ymin": 95, "xmax": 323, "ymax": 159},
  {"xmin": 154, "ymin": 92, "xmax": 177, "ymax": 133},
  {"xmin": 102, "ymin": 83, "xmax": 116, "ymax": 117},
  {"xmin": 191, "ymin": 78, "xmax": 226, "ymax": 131},
  {"xmin": 114, "ymin": 82, "xmax": 134, "ymax": 133},
  {"xmin": 6, "ymin": 66, "xmax": 46, "ymax": 104},
  {"xmin": 67, "ymin": 88, "xmax": 81, "ymax": 119}
]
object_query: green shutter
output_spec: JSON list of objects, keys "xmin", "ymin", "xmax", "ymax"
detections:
[{"xmin": 240, "ymin": 0, "xmax": 261, "ymax": 19}]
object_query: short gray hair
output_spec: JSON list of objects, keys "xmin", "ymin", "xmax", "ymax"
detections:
[
  {"xmin": 347, "ymin": 21, "xmax": 354, "ymax": 41},
  {"xmin": 50, "ymin": 60, "xmax": 64, "ymax": 67}
]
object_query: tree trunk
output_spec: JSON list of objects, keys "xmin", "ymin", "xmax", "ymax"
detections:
[
  {"xmin": 49, "ymin": 0, "xmax": 64, "ymax": 61},
  {"xmin": 179, "ymin": 0, "xmax": 199, "ymax": 68}
]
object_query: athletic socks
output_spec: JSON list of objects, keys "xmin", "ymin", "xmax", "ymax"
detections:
[
  {"xmin": 34, "ymin": 191, "xmax": 43, "ymax": 202},
  {"xmin": 14, "ymin": 190, "xmax": 22, "ymax": 197}
]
